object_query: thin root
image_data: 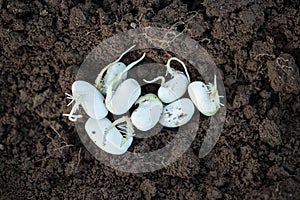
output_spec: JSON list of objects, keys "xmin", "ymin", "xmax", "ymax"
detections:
[
  {"xmin": 63, "ymin": 93, "xmax": 82, "ymax": 121},
  {"xmin": 105, "ymin": 53, "xmax": 145, "ymax": 107},
  {"xmin": 65, "ymin": 93, "xmax": 75, "ymax": 106},
  {"xmin": 276, "ymin": 57, "xmax": 292, "ymax": 74},
  {"xmin": 62, "ymin": 101, "xmax": 82, "ymax": 122},
  {"xmin": 166, "ymin": 57, "xmax": 191, "ymax": 82},
  {"xmin": 95, "ymin": 45, "xmax": 136, "ymax": 90},
  {"xmin": 143, "ymin": 76, "xmax": 166, "ymax": 85},
  {"xmin": 103, "ymin": 116, "xmax": 135, "ymax": 147}
]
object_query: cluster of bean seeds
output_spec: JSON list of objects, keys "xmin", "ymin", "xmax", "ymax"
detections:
[{"xmin": 64, "ymin": 45, "xmax": 223, "ymax": 155}]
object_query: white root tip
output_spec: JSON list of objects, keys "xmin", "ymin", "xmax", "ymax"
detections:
[
  {"xmin": 143, "ymin": 76, "xmax": 165, "ymax": 85},
  {"xmin": 117, "ymin": 45, "xmax": 136, "ymax": 63},
  {"xmin": 67, "ymin": 101, "xmax": 74, "ymax": 107},
  {"xmin": 65, "ymin": 93, "xmax": 73, "ymax": 98},
  {"xmin": 63, "ymin": 101, "xmax": 82, "ymax": 122},
  {"xmin": 214, "ymin": 74, "xmax": 217, "ymax": 86},
  {"xmin": 62, "ymin": 114, "xmax": 82, "ymax": 122},
  {"xmin": 65, "ymin": 93, "xmax": 75, "ymax": 106},
  {"xmin": 123, "ymin": 53, "xmax": 146, "ymax": 74}
]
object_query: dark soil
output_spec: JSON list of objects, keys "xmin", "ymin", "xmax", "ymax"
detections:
[{"xmin": 1, "ymin": 0, "xmax": 300, "ymax": 199}]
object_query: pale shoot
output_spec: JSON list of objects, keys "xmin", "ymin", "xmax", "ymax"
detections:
[
  {"xmin": 105, "ymin": 53, "xmax": 145, "ymax": 113},
  {"xmin": 95, "ymin": 45, "xmax": 136, "ymax": 91}
]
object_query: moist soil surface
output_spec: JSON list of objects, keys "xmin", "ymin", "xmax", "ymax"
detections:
[{"xmin": 1, "ymin": 0, "xmax": 300, "ymax": 199}]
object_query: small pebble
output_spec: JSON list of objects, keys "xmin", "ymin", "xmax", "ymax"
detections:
[
  {"xmin": 40, "ymin": 10, "xmax": 48, "ymax": 16},
  {"xmin": 130, "ymin": 22, "xmax": 137, "ymax": 29},
  {"xmin": 0, "ymin": 144, "xmax": 4, "ymax": 151}
]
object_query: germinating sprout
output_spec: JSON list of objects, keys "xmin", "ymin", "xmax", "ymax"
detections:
[
  {"xmin": 65, "ymin": 48, "xmax": 224, "ymax": 156},
  {"xmin": 131, "ymin": 93, "xmax": 163, "ymax": 131},
  {"xmin": 104, "ymin": 51, "xmax": 145, "ymax": 115},
  {"xmin": 85, "ymin": 117, "xmax": 133, "ymax": 155},
  {"xmin": 95, "ymin": 45, "xmax": 136, "ymax": 93},
  {"xmin": 144, "ymin": 57, "xmax": 190, "ymax": 103},
  {"xmin": 63, "ymin": 80, "xmax": 108, "ymax": 121},
  {"xmin": 188, "ymin": 75, "xmax": 224, "ymax": 116},
  {"xmin": 102, "ymin": 116, "xmax": 135, "ymax": 148}
]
